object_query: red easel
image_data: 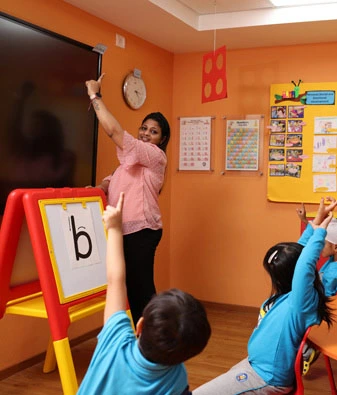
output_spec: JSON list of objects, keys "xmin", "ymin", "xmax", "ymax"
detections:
[{"xmin": 0, "ymin": 188, "xmax": 131, "ymax": 394}]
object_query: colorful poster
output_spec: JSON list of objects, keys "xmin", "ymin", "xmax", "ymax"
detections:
[
  {"xmin": 225, "ymin": 119, "xmax": 260, "ymax": 171},
  {"xmin": 313, "ymin": 135, "xmax": 337, "ymax": 153},
  {"xmin": 314, "ymin": 116, "xmax": 337, "ymax": 134},
  {"xmin": 179, "ymin": 117, "xmax": 212, "ymax": 171},
  {"xmin": 313, "ymin": 174, "xmax": 337, "ymax": 192},
  {"xmin": 268, "ymin": 82, "xmax": 337, "ymax": 203},
  {"xmin": 312, "ymin": 154, "xmax": 336, "ymax": 173},
  {"xmin": 269, "ymin": 134, "xmax": 285, "ymax": 147}
]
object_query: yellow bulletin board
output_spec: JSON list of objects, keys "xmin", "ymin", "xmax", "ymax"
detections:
[{"xmin": 267, "ymin": 82, "xmax": 337, "ymax": 203}]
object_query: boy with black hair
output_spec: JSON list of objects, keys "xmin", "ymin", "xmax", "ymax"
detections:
[{"xmin": 77, "ymin": 192, "xmax": 211, "ymax": 395}]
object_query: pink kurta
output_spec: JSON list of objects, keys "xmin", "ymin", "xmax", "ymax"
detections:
[{"xmin": 104, "ymin": 131, "xmax": 167, "ymax": 235}]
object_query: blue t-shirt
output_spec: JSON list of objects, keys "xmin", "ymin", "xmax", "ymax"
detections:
[
  {"xmin": 248, "ymin": 227, "xmax": 325, "ymax": 387},
  {"xmin": 320, "ymin": 258, "xmax": 337, "ymax": 296},
  {"xmin": 77, "ymin": 311, "xmax": 189, "ymax": 395}
]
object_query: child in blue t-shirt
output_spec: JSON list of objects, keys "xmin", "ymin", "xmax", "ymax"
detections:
[
  {"xmin": 297, "ymin": 200, "xmax": 337, "ymax": 297},
  {"xmin": 296, "ymin": 199, "xmax": 337, "ymax": 374},
  {"xmin": 193, "ymin": 197, "xmax": 335, "ymax": 395},
  {"xmin": 77, "ymin": 193, "xmax": 211, "ymax": 395}
]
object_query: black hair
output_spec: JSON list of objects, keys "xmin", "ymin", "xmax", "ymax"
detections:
[
  {"xmin": 263, "ymin": 242, "xmax": 334, "ymax": 328},
  {"xmin": 138, "ymin": 288, "xmax": 211, "ymax": 365},
  {"xmin": 142, "ymin": 112, "xmax": 170, "ymax": 152}
]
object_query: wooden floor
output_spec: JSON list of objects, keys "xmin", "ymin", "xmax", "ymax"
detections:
[{"xmin": 0, "ymin": 302, "xmax": 336, "ymax": 394}]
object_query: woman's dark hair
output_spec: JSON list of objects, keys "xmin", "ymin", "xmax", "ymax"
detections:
[
  {"xmin": 264, "ymin": 242, "xmax": 334, "ymax": 328},
  {"xmin": 142, "ymin": 112, "xmax": 170, "ymax": 152},
  {"xmin": 139, "ymin": 288, "xmax": 211, "ymax": 365}
]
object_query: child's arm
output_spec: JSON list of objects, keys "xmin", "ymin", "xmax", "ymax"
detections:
[
  {"xmin": 102, "ymin": 192, "xmax": 126, "ymax": 323},
  {"xmin": 311, "ymin": 210, "xmax": 334, "ymax": 231},
  {"xmin": 312, "ymin": 196, "xmax": 337, "ymax": 226},
  {"xmin": 292, "ymin": 211, "xmax": 334, "ymax": 309},
  {"xmin": 297, "ymin": 202, "xmax": 313, "ymax": 246},
  {"xmin": 96, "ymin": 179, "xmax": 110, "ymax": 194},
  {"xmin": 296, "ymin": 197, "xmax": 337, "ymax": 225},
  {"xmin": 297, "ymin": 198, "xmax": 337, "ymax": 246}
]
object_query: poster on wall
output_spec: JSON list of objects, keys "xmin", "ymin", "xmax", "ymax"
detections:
[
  {"xmin": 267, "ymin": 82, "xmax": 337, "ymax": 203},
  {"xmin": 225, "ymin": 119, "xmax": 260, "ymax": 171},
  {"xmin": 178, "ymin": 117, "xmax": 212, "ymax": 171}
]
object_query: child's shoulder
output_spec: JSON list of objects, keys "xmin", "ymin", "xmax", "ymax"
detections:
[
  {"xmin": 106, "ymin": 310, "xmax": 131, "ymax": 326},
  {"xmin": 100, "ymin": 310, "xmax": 134, "ymax": 339}
]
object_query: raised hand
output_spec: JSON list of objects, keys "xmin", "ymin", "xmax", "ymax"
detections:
[
  {"xmin": 313, "ymin": 196, "xmax": 337, "ymax": 226},
  {"xmin": 102, "ymin": 192, "xmax": 124, "ymax": 231},
  {"xmin": 96, "ymin": 73, "xmax": 105, "ymax": 90},
  {"xmin": 85, "ymin": 73, "xmax": 105, "ymax": 96},
  {"xmin": 311, "ymin": 210, "xmax": 333, "ymax": 231},
  {"xmin": 296, "ymin": 203, "xmax": 308, "ymax": 224}
]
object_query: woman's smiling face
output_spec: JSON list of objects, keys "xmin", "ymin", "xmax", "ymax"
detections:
[{"xmin": 138, "ymin": 119, "xmax": 163, "ymax": 146}]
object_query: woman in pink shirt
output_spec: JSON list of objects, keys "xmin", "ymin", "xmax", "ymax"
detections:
[{"xmin": 86, "ymin": 74, "xmax": 170, "ymax": 325}]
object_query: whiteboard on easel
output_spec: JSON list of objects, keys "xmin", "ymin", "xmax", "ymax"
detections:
[{"xmin": 39, "ymin": 197, "xmax": 107, "ymax": 303}]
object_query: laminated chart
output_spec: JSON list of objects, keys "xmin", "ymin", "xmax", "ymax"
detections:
[
  {"xmin": 225, "ymin": 119, "xmax": 260, "ymax": 171},
  {"xmin": 179, "ymin": 117, "xmax": 212, "ymax": 171}
]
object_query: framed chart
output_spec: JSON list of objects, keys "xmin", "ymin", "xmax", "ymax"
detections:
[
  {"xmin": 222, "ymin": 114, "xmax": 264, "ymax": 176},
  {"xmin": 178, "ymin": 116, "xmax": 214, "ymax": 171}
]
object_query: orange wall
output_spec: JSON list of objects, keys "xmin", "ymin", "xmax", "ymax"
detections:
[
  {"xmin": 170, "ymin": 45, "xmax": 337, "ymax": 306},
  {"xmin": 2, "ymin": 0, "xmax": 337, "ymax": 374},
  {"xmin": 0, "ymin": 0, "xmax": 173, "ymax": 371}
]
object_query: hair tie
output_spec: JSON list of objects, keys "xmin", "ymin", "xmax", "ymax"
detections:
[{"xmin": 268, "ymin": 250, "xmax": 278, "ymax": 264}]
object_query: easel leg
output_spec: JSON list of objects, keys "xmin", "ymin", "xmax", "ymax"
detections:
[
  {"xmin": 43, "ymin": 336, "xmax": 57, "ymax": 373},
  {"xmin": 53, "ymin": 338, "xmax": 78, "ymax": 395}
]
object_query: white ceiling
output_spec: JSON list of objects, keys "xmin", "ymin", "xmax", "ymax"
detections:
[{"xmin": 63, "ymin": 0, "xmax": 337, "ymax": 53}]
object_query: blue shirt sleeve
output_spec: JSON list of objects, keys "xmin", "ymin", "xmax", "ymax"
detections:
[
  {"xmin": 321, "ymin": 260, "xmax": 337, "ymax": 296},
  {"xmin": 297, "ymin": 223, "xmax": 314, "ymax": 246},
  {"xmin": 290, "ymin": 227, "xmax": 326, "ymax": 311}
]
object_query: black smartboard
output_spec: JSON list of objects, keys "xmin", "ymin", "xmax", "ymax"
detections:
[{"xmin": 0, "ymin": 12, "xmax": 102, "ymax": 214}]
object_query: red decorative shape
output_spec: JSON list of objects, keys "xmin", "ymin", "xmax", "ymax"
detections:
[{"xmin": 202, "ymin": 45, "xmax": 227, "ymax": 103}]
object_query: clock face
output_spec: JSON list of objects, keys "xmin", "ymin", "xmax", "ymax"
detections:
[{"xmin": 123, "ymin": 73, "xmax": 147, "ymax": 110}]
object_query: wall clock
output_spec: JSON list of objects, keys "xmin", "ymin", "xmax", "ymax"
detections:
[{"xmin": 122, "ymin": 70, "xmax": 147, "ymax": 110}]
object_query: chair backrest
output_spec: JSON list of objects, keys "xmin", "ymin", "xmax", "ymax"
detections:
[{"xmin": 291, "ymin": 326, "xmax": 312, "ymax": 395}]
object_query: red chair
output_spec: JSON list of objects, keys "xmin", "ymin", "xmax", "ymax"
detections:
[
  {"xmin": 290, "ymin": 326, "xmax": 313, "ymax": 395},
  {"xmin": 308, "ymin": 298, "xmax": 337, "ymax": 395}
]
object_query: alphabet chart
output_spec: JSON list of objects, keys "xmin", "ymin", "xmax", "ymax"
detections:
[{"xmin": 225, "ymin": 119, "xmax": 260, "ymax": 171}]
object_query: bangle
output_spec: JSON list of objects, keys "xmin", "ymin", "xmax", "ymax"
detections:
[{"xmin": 88, "ymin": 93, "xmax": 101, "ymax": 111}]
